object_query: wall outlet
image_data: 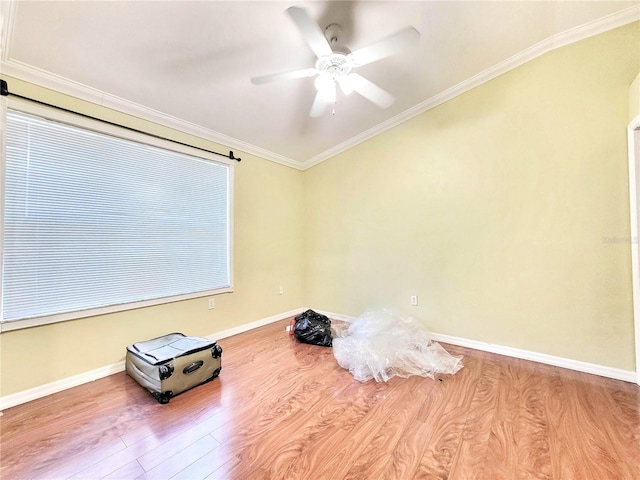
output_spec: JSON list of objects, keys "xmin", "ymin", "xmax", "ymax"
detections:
[
  {"xmin": 208, "ymin": 298, "xmax": 215, "ymax": 309},
  {"xmin": 411, "ymin": 295, "xmax": 418, "ymax": 306},
  {"xmin": 279, "ymin": 285, "xmax": 284, "ymax": 295}
]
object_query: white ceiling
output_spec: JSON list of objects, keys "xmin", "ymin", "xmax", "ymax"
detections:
[{"xmin": 1, "ymin": 1, "xmax": 639, "ymax": 169}]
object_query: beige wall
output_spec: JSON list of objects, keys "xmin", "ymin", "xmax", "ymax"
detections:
[
  {"xmin": 2, "ymin": 21, "xmax": 639, "ymax": 398},
  {"xmin": 304, "ymin": 22, "xmax": 640, "ymax": 371},
  {"xmin": 0, "ymin": 78, "xmax": 306, "ymax": 396}
]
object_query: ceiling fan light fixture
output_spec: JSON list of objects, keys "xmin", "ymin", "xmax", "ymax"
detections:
[
  {"xmin": 251, "ymin": 6, "xmax": 418, "ymax": 117},
  {"xmin": 314, "ymin": 53, "xmax": 353, "ymax": 101},
  {"xmin": 338, "ymin": 75, "xmax": 355, "ymax": 95},
  {"xmin": 315, "ymin": 74, "xmax": 337, "ymax": 102},
  {"xmin": 314, "ymin": 73, "xmax": 332, "ymax": 91},
  {"xmin": 315, "ymin": 53, "xmax": 353, "ymax": 77}
]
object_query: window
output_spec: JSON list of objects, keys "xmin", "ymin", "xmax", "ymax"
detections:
[{"xmin": 1, "ymin": 102, "xmax": 233, "ymax": 331}]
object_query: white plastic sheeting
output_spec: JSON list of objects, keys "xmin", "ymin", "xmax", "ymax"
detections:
[{"xmin": 332, "ymin": 309, "xmax": 463, "ymax": 382}]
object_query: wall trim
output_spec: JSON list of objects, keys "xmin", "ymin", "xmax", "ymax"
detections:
[
  {"xmin": 1, "ymin": 305, "xmax": 635, "ymax": 411},
  {"xmin": 0, "ymin": 361, "xmax": 126, "ymax": 412},
  {"xmin": 204, "ymin": 307, "xmax": 306, "ymax": 342},
  {"xmin": 1, "ymin": 5, "xmax": 638, "ymax": 171},
  {"xmin": 0, "ymin": 307, "xmax": 305, "ymax": 412},
  {"xmin": 300, "ymin": 6, "xmax": 640, "ymax": 170},
  {"xmin": 0, "ymin": 65, "xmax": 301, "ymax": 171},
  {"xmin": 317, "ymin": 310, "xmax": 637, "ymax": 384},
  {"xmin": 628, "ymin": 115, "xmax": 640, "ymax": 386},
  {"xmin": 427, "ymin": 332, "xmax": 637, "ymax": 384}
]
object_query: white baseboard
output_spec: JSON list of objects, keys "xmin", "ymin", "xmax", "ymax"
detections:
[
  {"xmin": 2, "ymin": 307, "xmax": 636, "ymax": 411},
  {"xmin": 205, "ymin": 307, "xmax": 306, "ymax": 341},
  {"xmin": 0, "ymin": 308, "xmax": 306, "ymax": 412},
  {"xmin": 0, "ymin": 361, "xmax": 125, "ymax": 412},
  {"xmin": 427, "ymin": 332, "xmax": 637, "ymax": 383},
  {"xmin": 319, "ymin": 310, "xmax": 637, "ymax": 384}
]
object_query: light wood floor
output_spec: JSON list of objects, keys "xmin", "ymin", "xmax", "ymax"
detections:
[{"xmin": 1, "ymin": 318, "xmax": 639, "ymax": 479}]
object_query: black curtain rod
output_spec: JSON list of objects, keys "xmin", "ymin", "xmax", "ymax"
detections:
[{"xmin": 0, "ymin": 79, "xmax": 241, "ymax": 162}]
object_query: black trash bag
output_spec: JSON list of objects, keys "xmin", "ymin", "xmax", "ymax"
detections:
[{"xmin": 294, "ymin": 309, "xmax": 332, "ymax": 347}]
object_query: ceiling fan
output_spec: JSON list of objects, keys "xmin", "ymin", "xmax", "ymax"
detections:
[{"xmin": 251, "ymin": 6, "xmax": 420, "ymax": 117}]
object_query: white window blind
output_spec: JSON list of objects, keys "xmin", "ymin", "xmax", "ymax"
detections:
[{"xmin": 2, "ymin": 107, "xmax": 232, "ymax": 327}]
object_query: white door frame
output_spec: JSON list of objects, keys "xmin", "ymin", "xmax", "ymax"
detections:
[{"xmin": 627, "ymin": 117, "xmax": 640, "ymax": 386}]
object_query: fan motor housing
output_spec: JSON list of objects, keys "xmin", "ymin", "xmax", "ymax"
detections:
[{"xmin": 316, "ymin": 53, "xmax": 352, "ymax": 78}]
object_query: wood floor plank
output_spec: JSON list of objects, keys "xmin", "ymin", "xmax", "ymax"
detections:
[
  {"xmin": 8, "ymin": 437, "xmax": 128, "ymax": 480},
  {"xmin": 377, "ymin": 410, "xmax": 436, "ymax": 480},
  {"xmin": 1, "ymin": 318, "xmax": 638, "ymax": 480},
  {"xmin": 446, "ymin": 357, "xmax": 501, "ymax": 480},
  {"xmin": 542, "ymin": 367, "xmax": 637, "ymax": 479},
  {"xmin": 170, "ymin": 442, "xmax": 242, "ymax": 480},
  {"xmin": 482, "ymin": 358, "xmax": 523, "ymax": 480},
  {"xmin": 271, "ymin": 375, "xmax": 387, "ymax": 478},
  {"xmin": 212, "ymin": 364, "xmax": 354, "ymax": 478},
  {"xmin": 135, "ymin": 417, "xmax": 222, "ymax": 472},
  {"xmin": 208, "ymin": 356, "xmax": 345, "ymax": 448},
  {"xmin": 101, "ymin": 459, "xmax": 146, "ymax": 479},
  {"xmin": 413, "ymin": 351, "xmax": 490, "ymax": 479},
  {"xmin": 341, "ymin": 377, "xmax": 431, "ymax": 480},
  {"xmin": 515, "ymin": 363, "xmax": 553, "ymax": 480},
  {"xmin": 545, "ymin": 367, "xmax": 588, "ymax": 479},
  {"xmin": 67, "ymin": 441, "xmax": 148, "ymax": 480},
  {"xmin": 317, "ymin": 376, "xmax": 427, "ymax": 480},
  {"xmin": 608, "ymin": 382, "xmax": 640, "ymax": 462},
  {"xmin": 560, "ymin": 369, "xmax": 639, "ymax": 480},
  {"xmin": 265, "ymin": 375, "xmax": 382, "ymax": 479},
  {"xmin": 574, "ymin": 373, "xmax": 640, "ymax": 475},
  {"xmin": 135, "ymin": 434, "xmax": 221, "ymax": 480},
  {"xmin": 376, "ymin": 373, "xmax": 453, "ymax": 480}
]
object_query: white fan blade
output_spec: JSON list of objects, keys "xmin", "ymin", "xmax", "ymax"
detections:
[
  {"xmin": 287, "ymin": 6, "xmax": 333, "ymax": 59},
  {"xmin": 348, "ymin": 26, "xmax": 419, "ymax": 67},
  {"xmin": 310, "ymin": 91, "xmax": 328, "ymax": 117},
  {"xmin": 251, "ymin": 68, "xmax": 318, "ymax": 85},
  {"xmin": 349, "ymin": 73, "xmax": 395, "ymax": 109}
]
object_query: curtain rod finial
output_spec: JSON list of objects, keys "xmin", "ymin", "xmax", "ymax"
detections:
[{"xmin": 1, "ymin": 79, "xmax": 8, "ymax": 97}]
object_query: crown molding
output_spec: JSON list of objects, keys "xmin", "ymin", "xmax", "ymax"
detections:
[
  {"xmin": 0, "ymin": 59, "xmax": 305, "ymax": 171},
  {"xmin": 1, "ymin": 4, "xmax": 638, "ymax": 172},
  {"xmin": 300, "ymin": 6, "xmax": 640, "ymax": 170}
]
